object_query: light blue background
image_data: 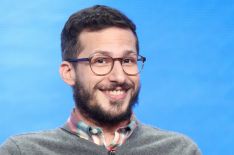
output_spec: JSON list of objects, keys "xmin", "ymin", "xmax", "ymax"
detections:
[{"xmin": 0, "ymin": 0, "xmax": 233, "ymax": 155}]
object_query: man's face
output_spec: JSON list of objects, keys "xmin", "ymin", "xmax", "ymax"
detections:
[{"xmin": 73, "ymin": 27, "xmax": 140, "ymax": 126}]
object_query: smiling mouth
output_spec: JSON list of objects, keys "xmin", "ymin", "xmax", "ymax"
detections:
[
  {"xmin": 100, "ymin": 88, "xmax": 129, "ymax": 101},
  {"xmin": 98, "ymin": 82, "xmax": 132, "ymax": 101}
]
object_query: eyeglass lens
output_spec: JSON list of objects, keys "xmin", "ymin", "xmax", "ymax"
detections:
[{"xmin": 90, "ymin": 54, "xmax": 144, "ymax": 75}]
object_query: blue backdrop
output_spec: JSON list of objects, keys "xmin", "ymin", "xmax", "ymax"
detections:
[{"xmin": 0, "ymin": 1, "xmax": 233, "ymax": 155}]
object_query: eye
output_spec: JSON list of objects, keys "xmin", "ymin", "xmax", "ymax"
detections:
[
  {"xmin": 92, "ymin": 56, "xmax": 111, "ymax": 66},
  {"xmin": 96, "ymin": 58, "xmax": 106, "ymax": 64},
  {"xmin": 123, "ymin": 57, "xmax": 137, "ymax": 64}
]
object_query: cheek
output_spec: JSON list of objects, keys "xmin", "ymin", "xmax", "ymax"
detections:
[
  {"xmin": 132, "ymin": 76, "xmax": 140, "ymax": 90},
  {"xmin": 76, "ymin": 65, "xmax": 96, "ymax": 90}
]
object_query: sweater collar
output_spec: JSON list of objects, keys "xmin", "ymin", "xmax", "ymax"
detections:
[{"xmin": 63, "ymin": 108, "xmax": 138, "ymax": 151}]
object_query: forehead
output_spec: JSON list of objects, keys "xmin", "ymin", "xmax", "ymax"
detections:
[{"xmin": 78, "ymin": 27, "xmax": 137, "ymax": 57}]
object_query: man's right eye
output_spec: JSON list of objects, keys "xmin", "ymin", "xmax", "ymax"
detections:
[
  {"xmin": 92, "ymin": 57, "xmax": 111, "ymax": 66},
  {"xmin": 95, "ymin": 58, "xmax": 107, "ymax": 64}
]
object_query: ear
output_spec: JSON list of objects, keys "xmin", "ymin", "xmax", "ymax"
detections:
[{"xmin": 59, "ymin": 61, "xmax": 76, "ymax": 86}]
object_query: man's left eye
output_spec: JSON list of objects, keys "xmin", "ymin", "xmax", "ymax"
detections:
[{"xmin": 123, "ymin": 58, "xmax": 135, "ymax": 64}]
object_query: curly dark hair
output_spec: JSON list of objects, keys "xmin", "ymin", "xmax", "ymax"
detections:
[{"xmin": 61, "ymin": 5, "xmax": 139, "ymax": 60}]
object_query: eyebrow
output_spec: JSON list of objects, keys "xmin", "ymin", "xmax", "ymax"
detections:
[{"xmin": 93, "ymin": 50, "xmax": 137, "ymax": 56}]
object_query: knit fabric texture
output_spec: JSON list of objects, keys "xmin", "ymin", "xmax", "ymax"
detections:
[{"xmin": 0, "ymin": 123, "xmax": 201, "ymax": 155}]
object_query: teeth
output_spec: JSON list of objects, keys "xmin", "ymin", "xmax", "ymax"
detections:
[{"xmin": 108, "ymin": 90, "xmax": 124, "ymax": 95}]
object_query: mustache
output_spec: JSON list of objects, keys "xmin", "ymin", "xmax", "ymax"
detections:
[{"xmin": 96, "ymin": 82, "xmax": 133, "ymax": 90}]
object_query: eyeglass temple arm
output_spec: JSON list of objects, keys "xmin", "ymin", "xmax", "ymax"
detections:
[
  {"xmin": 65, "ymin": 58, "xmax": 89, "ymax": 62},
  {"xmin": 138, "ymin": 56, "xmax": 146, "ymax": 62}
]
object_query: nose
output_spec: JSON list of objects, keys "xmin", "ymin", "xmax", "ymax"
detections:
[{"xmin": 108, "ymin": 60, "xmax": 127, "ymax": 83}]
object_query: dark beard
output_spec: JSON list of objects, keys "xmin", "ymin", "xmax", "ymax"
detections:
[{"xmin": 73, "ymin": 82, "xmax": 139, "ymax": 127}]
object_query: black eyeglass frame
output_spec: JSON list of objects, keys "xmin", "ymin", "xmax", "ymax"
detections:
[{"xmin": 65, "ymin": 53, "xmax": 146, "ymax": 76}]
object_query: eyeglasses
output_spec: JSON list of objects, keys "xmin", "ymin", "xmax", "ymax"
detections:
[{"xmin": 65, "ymin": 53, "xmax": 146, "ymax": 76}]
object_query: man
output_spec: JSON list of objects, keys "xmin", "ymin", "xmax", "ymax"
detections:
[{"xmin": 0, "ymin": 5, "xmax": 201, "ymax": 155}]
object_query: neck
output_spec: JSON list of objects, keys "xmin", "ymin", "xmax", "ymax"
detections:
[
  {"xmin": 75, "ymin": 108, "xmax": 130, "ymax": 132},
  {"xmin": 74, "ymin": 108, "xmax": 131, "ymax": 144}
]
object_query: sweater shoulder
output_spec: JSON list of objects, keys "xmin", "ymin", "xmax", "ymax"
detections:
[
  {"xmin": 137, "ymin": 123, "xmax": 195, "ymax": 142},
  {"xmin": 125, "ymin": 123, "xmax": 201, "ymax": 155},
  {"xmin": 7, "ymin": 128, "xmax": 64, "ymax": 142},
  {"xmin": 0, "ymin": 128, "xmax": 68, "ymax": 154},
  {"xmin": 0, "ymin": 128, "xmax": 107, "ymax": 155}
]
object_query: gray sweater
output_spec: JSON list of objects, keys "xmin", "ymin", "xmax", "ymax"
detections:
[{"xmin": 0, "ymin": 123, "xmax": 201, "ymax": 155}]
